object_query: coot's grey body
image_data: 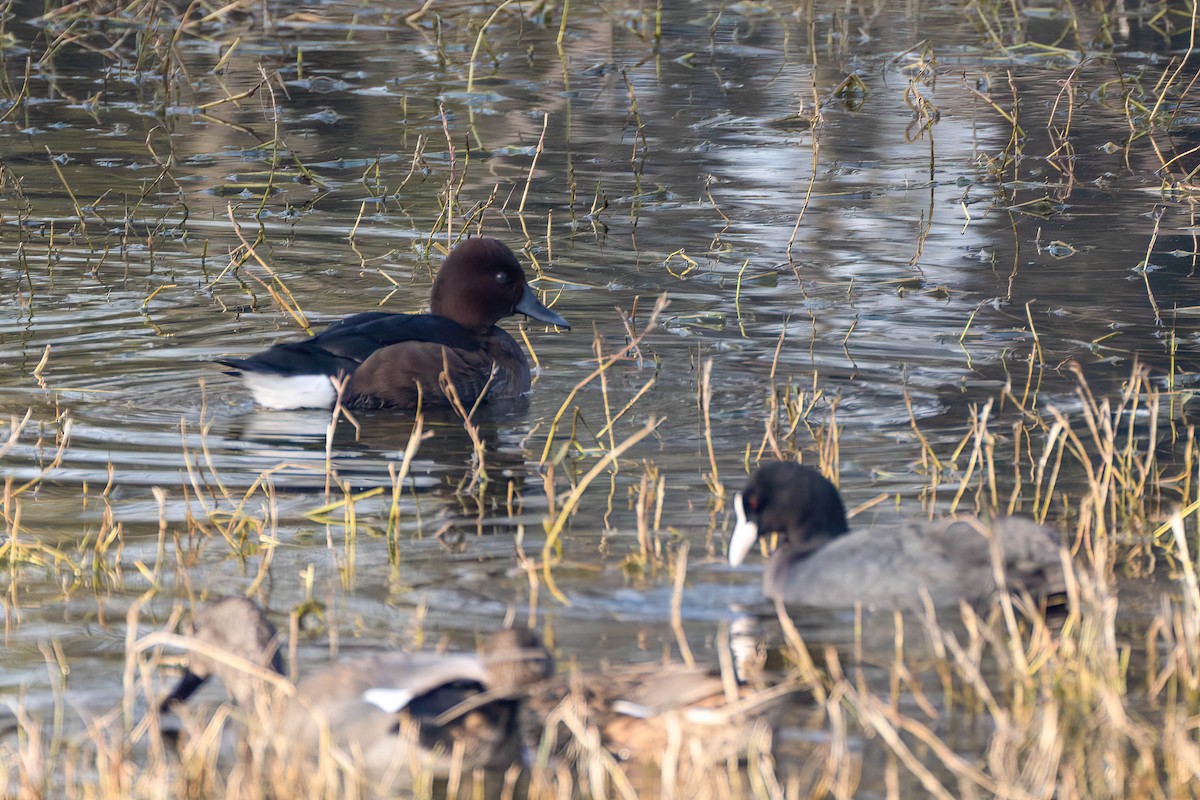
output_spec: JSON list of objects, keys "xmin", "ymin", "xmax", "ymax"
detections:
[
  {"xmin": 760, "ymin": 515, "xmax": 1065, "ymax": 608},
  {"xmin": 731, "ymin": 463, "xmax": 1066, "ymax": 609}
]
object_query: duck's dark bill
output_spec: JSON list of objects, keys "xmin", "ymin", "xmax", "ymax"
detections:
[
  {"xmin": 160, "ymin": 669, "xmax": 207, "ymax": 711},
  {"xmin": 516, "ymin": 285, "xmax": 570, "ymax": 329}
]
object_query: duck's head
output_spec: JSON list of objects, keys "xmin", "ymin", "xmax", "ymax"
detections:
[
  {"xmin": 480, "ymin": 627, "xmax": 554, "ymax": 691},
  {"xmin": 729, "ymin": 462, "xmax": 850, "ymax": 566},
  {"xmin": 430, "ymin": 238, "xmax": 570, "ymax": 335},
  {"xmin": 160, "ymin": 597, "xmax": 285, "ymax": 711}
]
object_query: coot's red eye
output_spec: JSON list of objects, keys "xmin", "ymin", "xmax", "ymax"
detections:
[
  {"xmin": 747, "ymin": 496, "xmax": 759, "ymax": 511},
  {"xmin": 495, "ymin": 271, "xmax": 512, "ymax": 284}
]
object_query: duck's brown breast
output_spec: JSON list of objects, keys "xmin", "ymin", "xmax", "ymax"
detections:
[{"xmin": 345, "ymin": 327, "xmax": 530, "ymax": 409}]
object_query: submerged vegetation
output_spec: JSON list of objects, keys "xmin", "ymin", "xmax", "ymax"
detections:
[{"xmin": 2, "ymin": 0, "xmax": 1200, "ymax": 797}]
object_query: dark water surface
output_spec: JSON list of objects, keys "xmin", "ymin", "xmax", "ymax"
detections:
[{"xmin": 1, "ymin": 0, "xmax": 1198, "ymax": 793}]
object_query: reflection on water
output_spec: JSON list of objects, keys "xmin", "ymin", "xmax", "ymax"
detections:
[{"xmin": 1, "ymin": 0, "xmax": 1198, "ymax": 794}]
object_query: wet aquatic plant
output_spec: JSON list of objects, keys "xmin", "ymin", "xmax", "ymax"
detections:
[{"xmin": 5, "ymin": 0, "xmax": 1200, "ymax": 797}]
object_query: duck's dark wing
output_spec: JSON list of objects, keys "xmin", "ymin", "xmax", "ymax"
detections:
[
  {"xmin": 217, "ymin": 313, "xmax": 481, "ymax": 377},
  {"xmin": 281, "ymin": 652, "xmax": 518, "ymax": 776}
]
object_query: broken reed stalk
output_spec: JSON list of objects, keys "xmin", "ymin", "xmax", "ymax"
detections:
[
  {"xmin": 785, "ymin": 110, "xmax": 821, "ymax": 266},
  {"xmin": 221, "ymin": 203, "xmax": 310, "ymax": 331},
  {"xmin": 0, "ymin": 57, "xmax": 31, "ymax": 124},
  {"xmin": 1138, "ymin": 206, "xmax": 1164, "ymax": 324},
  {"xmin": 948, "ymin": 398, "xmax": 993, "ymax": 514},
  {"xmin": 0, "ymin": 409, "xmax": 34, "ymax": 461},
  {"xmin": 194, "ymin": 393, "xmax": 235, "ymax": 504},
  {"xmin": 698, "ymin": 359, "xmax": 721, "ymax": 501},
  {"xmin": 422, "ymin": 106, "xmax": 460, "ymax": 247},
  {"xmin": 594, "ymin": 332, "xmax": 616, "ymax": 454},
  {"xmin": 44, "ymin": 146, "xmax": 87, "ymax": 230},
  {"xmin": 387, "ymin": 406, "xmax": 427, "ymax": 545},
  {"xmin": 518, "ymin": 112, "xmax": 549, "ymax": 245},
  {"xmin": 465, "ymin": 0, "xmax": 519, "ymax": 94},
  {"xmin": 9, "ymin": 414, "xmax": 73, "ymax": 498},
  {"xmin": 538, "ymin": 294, "xmax": 668, "ymax": 464},
  {"xmin": 540, "ymin": 416, "xmax": 662, "ymax": 605},
  {"xmin": 669, "ymin": 543, "xmax": 694, "ymax": 667},
  {"xmin": 440, "ymin": 360, "xmax": 494, "ymax": 493},
  {"xmin": 324, "ymin": 374, "xmax": 359, "ymax": 501}
]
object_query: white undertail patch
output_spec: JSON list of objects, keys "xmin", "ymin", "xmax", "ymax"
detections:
[
  {"xmin": 239, "ymin": 373, "xmax": 337, "ymax": 410},
  {"xmin": 362, "ymin": 688, "xmax": 416, "ymax": 714}
]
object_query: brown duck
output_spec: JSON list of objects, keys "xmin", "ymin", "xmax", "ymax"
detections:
[
  {"xmin": 160, "ymin": 597, "xmax": 551, "ymax": 789},
  {"xmin": 217, "ymin": 238, "xmax": 569, "ymax": 410}
]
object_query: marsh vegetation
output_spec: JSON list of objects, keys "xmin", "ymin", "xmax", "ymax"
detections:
[{"xmin": 3, "ymin": 0, "xmax": 1200, "ymax": 796}]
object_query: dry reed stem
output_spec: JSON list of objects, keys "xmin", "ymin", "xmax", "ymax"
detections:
[
  {"xmin": 220, "ymin": 203, "xmax": 310, "ymax": 330},
  {"xmin": 540, "ymin": 416, "xmax": 662, "ymax": 604},
  {"xmin": 538, "ymin": 294, "xmax": 668, "ymax": 464},
  {"xmin": 10, "ymin": 5, "xmax": 1200, "ymax": 799}
]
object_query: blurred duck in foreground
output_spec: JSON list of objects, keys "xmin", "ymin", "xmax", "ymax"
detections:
[
  {"xmin": 160, "ymin": 597, "xmax": 551, "ymax": 791},
  {"xmin": 730, "ymin": 462, "xmax": 1068, "ymax": 609},
  {"xmin": 160, "ymin": 598, "xmax": 804, "ymax": 791},
  {"xmin": 525, "ymin": 659, "xmax": 804, "ymax": 770}
]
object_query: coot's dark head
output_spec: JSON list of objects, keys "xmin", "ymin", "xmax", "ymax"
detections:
[
  {"xmin": 729, "ymin": 462, "xmax": 849, "ymax": 566},
  {"xmin": 430, "ymin": 238, "xmax": 569, "ymax": 334}
]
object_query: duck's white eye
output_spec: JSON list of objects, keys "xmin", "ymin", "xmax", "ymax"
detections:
[{"xmin": 495, "ymin": 271, "xmax": 512, "ymax": 284}]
